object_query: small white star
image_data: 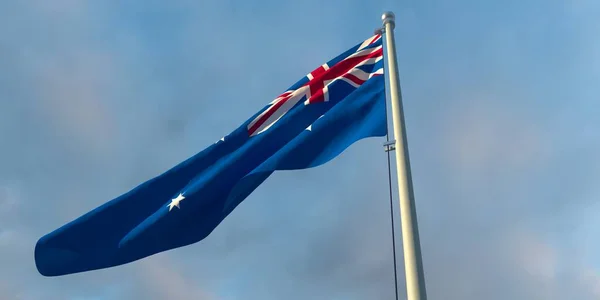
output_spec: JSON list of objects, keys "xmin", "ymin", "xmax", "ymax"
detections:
[
  {"xmin": 215, "ymin": 136, "xmax": 225, "ymax": 144},
  {"xmin": 167, "ymin": 193, "xmax": 185, "ymax": 211},
  {"xmin": 306, "ymin": 115, "xmax": 325, "ymax": 131}
]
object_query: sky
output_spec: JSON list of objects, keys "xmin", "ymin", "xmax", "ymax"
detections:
[{"xmin": 1, "ymin": 0, "xmax": 599, "ymax": 299}]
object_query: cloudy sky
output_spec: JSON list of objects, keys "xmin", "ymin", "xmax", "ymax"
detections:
[{"xmin": 1, "ymin": 0, "xmax": 599, "ymax": 299}]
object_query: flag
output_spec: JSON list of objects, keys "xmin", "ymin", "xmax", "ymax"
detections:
[{"xmin": 35, "ymin": 33, "xmax": 387, "ymax": 276}]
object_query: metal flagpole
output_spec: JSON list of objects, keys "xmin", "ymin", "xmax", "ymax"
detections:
[{"xmin": 378, "ymin": 11, "xmax": 428, "ymax": 300}]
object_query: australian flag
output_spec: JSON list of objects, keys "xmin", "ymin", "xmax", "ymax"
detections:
[{"xmin": 35, "ymin": 33, "xmax": 388, "ymax": 276}]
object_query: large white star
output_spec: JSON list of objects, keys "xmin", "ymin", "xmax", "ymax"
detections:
[{"xmin": 167, "ymin": 193, "xmax": 185, "ymax": 211}]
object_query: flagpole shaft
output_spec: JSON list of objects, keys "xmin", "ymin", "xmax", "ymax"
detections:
[{"xmin": 380, "ymin": 12, "xmax": 428, "ymax": 300}]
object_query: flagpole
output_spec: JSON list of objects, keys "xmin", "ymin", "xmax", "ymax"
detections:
[{"xmin": 379, "ymin": 11, "xmax": 428, "ymax": 300}]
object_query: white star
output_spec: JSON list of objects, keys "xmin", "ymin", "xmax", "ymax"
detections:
[
  {"xmin": 306, "ymin": 115, "xmax": 325, "ymax": 131},
  {"xmin": 215, "ymin": 136, "xmax": 225, "ymax": 144},
  {"xmin": 167, "ymin": 193, "xmax": 185, "ymax": 211}
]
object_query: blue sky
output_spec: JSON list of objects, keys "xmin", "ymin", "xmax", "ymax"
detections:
[{"xmin": 1, "ymin": 0, "xmax": 599, "ymax": 299}]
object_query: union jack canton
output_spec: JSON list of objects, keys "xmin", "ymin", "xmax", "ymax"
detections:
[{"xmin": 247, "ymin": 34, "xmax": 384, "ymax": 136}]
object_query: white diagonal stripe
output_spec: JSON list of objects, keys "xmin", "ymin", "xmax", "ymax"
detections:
[
  {"xmin": 343, "ymin": 45, "xmax": 382, "ymax": 61},
  {"xmin": 357, "ymin": 35, "xmax": 381, "ymax": 51}
]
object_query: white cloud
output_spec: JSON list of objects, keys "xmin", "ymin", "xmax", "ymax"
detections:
[
  {"xmin": 580, "ymin": 269, "xmax": 600, "ymax": 298},
  {"xmin": 438, "ymin": 95, "xmax": 550, "ymax": 174},
  {"xmin": 132, "ymin": 256, "xmax": 216, "ymax": 300},
  {"xmin": 0, "ymin": 185, "xmax": 18, "ymax": 215},
  {"xmin": 32, "ymin": 52, "xmax": 120, "ymax": 155},
  {"xmin": 513, "ymin": 234, "xmax": 557, "ymax": 280}
]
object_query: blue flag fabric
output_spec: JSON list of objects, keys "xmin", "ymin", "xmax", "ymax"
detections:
[{"xmin": 35, "ymin": 34, "xmax": 388, "ymax": 276}]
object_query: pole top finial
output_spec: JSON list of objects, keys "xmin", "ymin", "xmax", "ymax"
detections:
[{"xmin": 382, "ymin": 11, "xmax": 395, "ymax": 26}]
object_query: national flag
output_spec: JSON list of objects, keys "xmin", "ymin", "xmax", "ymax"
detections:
[{"xmin": 35, "ymin": 33, "xmax": 388, "ymax": 276}]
